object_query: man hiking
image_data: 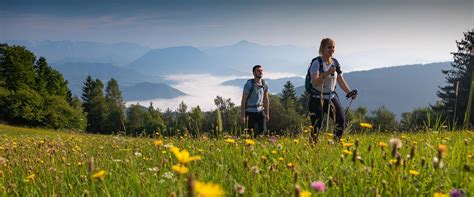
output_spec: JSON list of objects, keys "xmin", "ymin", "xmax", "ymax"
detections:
[
  {"xmin": 241, "ymin": 65, "xmax": 270, "ymax": 138},
  {"xmin": 306, "ymin": 38, "xmax": 358, "ymax": 141}
]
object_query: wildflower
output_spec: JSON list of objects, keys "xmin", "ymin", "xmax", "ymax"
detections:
[
  {"xmin": 278, "ymin": 157, "xmax": 284, "ymax": 161},
  {"xmin": 300, "ymin": 191, "xmax": 312, "ymax": 197},
  {"xmin": 311, "ymin": 181, "xmax": 325, "ymax": 192},
  {"xmin": 251, "ymin": 165, "xmax": 260, "ymax": 174},
  {"xmin": 437, "ymin": 144, "xmax": 448, "ymax": 158},
  {"xmin": 360, "ymin": 122, "xmax": 373, "ymax": 129},
  {"xmin": 170, "ymin": 147, "xmax": 201, "ymax": 164},
  {"xmin": 225, "ymin": 139, "xmax": 236, "ymax": 144},
  {"xmin": 378, "ymin": 142, "xmax": 388, "ymax": 149},
  {"xmin": 293, "ymin": 139, "xmax": 300, "ymax": 144},
  {"xmin": 401, "ymin": 134, "xmax": 407, "ymax": 140},
  {"xmin": 389, "ymin": 138, "xmax": 402, "ymax": 149},
  {"xmin": 287, "ymin": 163, "xmax": 295, "ymax": 169},
  {"xmin": 342, "ymin": 150, "xmax": 352, "ymax": 155},
  {"xmin": 24, "ymin": 173, "xmax": 35, "ymax": 182},
  {"xmin": 154, "ymin": 140, "xmax": 163, "ymax": 146},
  {"xmin": 172, "ymin": 164, "xmax": 189, "ymax": 174},
  {"xmin": 450, "ymin": 189, "xmax": 463, "ymax": 197},
  {"xmin": 245, "ymin": 139, "xmax": 256, "ymax": 145},
  {"xmin": 235, "ymin": 183, "xmax": 245, "ymax": 195},
  {"xmin": 92, "ymin": 170, "xmax": 106, "ymax": 181},
  {"xmin": 272, "ymin": 150, "xmax": 278, "ymax": 154},
  {"xmin": 134, "ymin": 152, "xmax": 142, "ymax": 157},
  {"xmin": 409, "ymin": 170, "xmax": 420, "ymax": 176},
  {"xmin": 432, "ymin": 157, "xmax": 445, "ymax": 169},
  {"xmin": 433, "ymin": 192, "xmax": 448, "ymax": 197},
  {"xmin": 0, "ymin": 157, "xmax": 6, "ymax": 165},
  {"xmin": 390, "ymin": 138, "xmax": 402, "ymax": 157},
  {"xmin": 342, "ymin": 142, "xmax": 353, "ymax": 148},
  {"xmin": 147, "ymin": 167, "xmax": 159, "ymax": 172},
  {"xmin": 269, "ymin": 136, "xmax": 277, "ymax": 143},
  {"xmin": 194, "ymin": 181, "xmax": 224, "ymax": 197},
  {"xmin": 326, "ymin": 133, "xmax": 334, "ymax": 137}
]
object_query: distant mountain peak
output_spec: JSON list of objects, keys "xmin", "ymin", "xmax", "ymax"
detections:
[{"xmin": 234, "ymin": 40, "xmax": 260, "ymax": 47}]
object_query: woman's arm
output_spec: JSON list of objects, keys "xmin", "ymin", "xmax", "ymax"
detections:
[{"xmin": 337, "ymin": 75, "xmax": 351, "ymax": 94}]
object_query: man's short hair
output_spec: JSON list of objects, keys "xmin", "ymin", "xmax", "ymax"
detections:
[{"xmin": 252, "ymin": 65, "xmax": 262, "ymax": 72}]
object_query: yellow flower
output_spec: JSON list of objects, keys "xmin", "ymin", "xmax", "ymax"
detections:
[
  {"xmin": 360, "ymin": 122, "xmax": 373, "ymax": 129},
  {"xmin": 272, "ymin": 150, "xmax": 278, "ymax": 154},
  {"xmin": 437, "ymin": 144, "xmax": 448, "ymax": 156},
  {"xmin": 342, "ymin": 150, "xmax": 352, "ymax": 155},
  {"xmin": 24, "ymin": 173, "xmax": 35, "ymax": 182},
  {"xmin": 293, "ymin": 139, "xmax": 300, "ymax": 144},
  {"xmin": 300, "ymin": 191, "xmax": 312, "ymax": 197},
  {"xmin": 225, "ymin": 139, "xmax": 236, "ymax": 144},
  {"xmin": 278, "ymin": 157, "xmax": 284, "ymax": 161},
  {"xmin": 401, "ymin": 135, "xmax": 407, "ymax": 140},
  {"xmin": 154, "ymin": 140, "xmax": 163, "ymax": 146},
  {"xmin": 409, "ymin": 170, "xmax": 420, "ymax": 176},
  {"xmin": 170, "ymin": 146, "xmax": 201, "ymax": 164},
  {"xmin": 195, "ymin": 181, "xmax": 224, "ymax": 197},
  {"xmin": 433, "ymin": 192, "xmax": 448, "ymax": 197},
  {"xmin": 378, "ymin": 142, "xmax": 388, "ymax": 148},
  {"xmin": 303, "ymin": 130, "xmax": 309, "ymax": 133},
  {"xmin": 92, "ymin": 170, "xmax": 106, "ymax": 181},
  {"xmin": 326, "ymin": 133, "xmax": 334, "ymax": 137},
  {"xmin": 172, "ymin": 164, "xmax": 189, "ymax": 174},
  {"xmin": 245, "ymin": 139, "xmax": 256, "ymax": 145},
  {"xmin": 342, "ymin": 142, "xmax": 353, "ymax": 148}
]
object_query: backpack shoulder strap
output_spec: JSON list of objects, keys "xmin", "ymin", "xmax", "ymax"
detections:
[
  {"xmin": 317, "ymin": 56, "xmax": 324, "ymax": 73},
  {"xmin": 332, "ymin": 58, "xmax": 340, "ymax": 67}
]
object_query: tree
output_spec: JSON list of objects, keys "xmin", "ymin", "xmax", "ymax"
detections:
[
  {"xmin": 435, "ymin": 30, "xmax": 474, "ymax": 128},
  {"xmin": 267, "ymin": 94, "xmax": 303, "ymax": 135},
  {"xmin": 281, "ymin": 81, "xmax": 297, "ymax": 109},
  {"xmin": 144, "ymin": 102, "xmax": 166, "ymax": 136},
  {"xmin": 0, "ymin": 44, "xmax": 84, "ymax": 130},
  {"xmin": 104, "ymin": 78, "xmax": 126, "ymax": 133},
  {"xmin": 189, "ymin": 105, "xmax": 204, "ymax": 136},
  {"xmin": 176, "ymin": 101, "xmax": 189, "ymax": 134},
  {"xmin": 366, "ymin": 106, "xmax": 398, "ymax": 132},
  {"xmin": 81, "ymin": 77, "xmax": 107, "ymax": 133},
  {"xmin": 0, "ymin": 44, "xmax": 36, "ymax": 91},
  {"xmin": 126, "ymin": 104, "xmax": 146, "ymax": 135}
]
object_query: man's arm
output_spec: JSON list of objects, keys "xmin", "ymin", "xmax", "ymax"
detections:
[
  {"xmin": 264, "ymin": 91, "xmax": 270, "ymax": 121},
  {"xmin": 241, "ymin": 94, "xmax": 248, "ymax": 123}
]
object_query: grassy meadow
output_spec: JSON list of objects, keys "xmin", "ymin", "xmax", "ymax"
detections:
[{"xmin": 0, "ymin": 124, "xmax": 472, "ymax": 196}]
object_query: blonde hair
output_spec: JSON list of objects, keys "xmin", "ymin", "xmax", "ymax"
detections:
[{"xmin": 318, "ymin": 38, "xmax": 335, "ymax": 56}]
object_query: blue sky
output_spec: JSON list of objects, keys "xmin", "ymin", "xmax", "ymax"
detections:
[{"xmin": 1, "ymin": 0, "xmax": 473, "ymax": 68}]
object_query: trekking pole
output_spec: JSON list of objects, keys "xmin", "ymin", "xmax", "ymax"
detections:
[
  {"xmin": 344, "ymin": 98, "xmax": 354, "ymax": 117},
  {"xmin": 325, "ymin": 73, "xmax": 335, "ymax": 132}
]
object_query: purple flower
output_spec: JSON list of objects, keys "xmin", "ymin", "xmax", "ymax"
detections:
[
  {"xmin": 269, "ymin": 136, "xmax": 277, "ymax": 143},
  {"xmin": 450, "ymin": 189, "xmax": 462, "ymax": 197},
  {"xmin": 311, "ymin": 181, "xmax": 325, "ymax": 192}
]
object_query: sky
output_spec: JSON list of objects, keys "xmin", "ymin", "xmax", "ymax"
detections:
[
  {"xmin": 1, "ymin": 0, "xmax": 472, "ymax": 62},
  {"xmin": 1, "ymin": 0, "xmax": 473, "ymax": 111}
]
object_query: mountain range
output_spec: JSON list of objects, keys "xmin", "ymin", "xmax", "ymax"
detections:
[{"xmin": 221, "ymin": 62, "xmax": 449, "ymax": 116}]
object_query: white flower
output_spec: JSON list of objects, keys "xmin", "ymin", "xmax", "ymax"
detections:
[
  {"xmin": 389, "ymin": 138, "xmax": 402, "ymax": 149},
  {"xmin": 134, "ymin": 152, "xmax": 142, "ymax": 157},
  {"xmin": 147, "ymin": 167, "xmax": 159, "ymax": 172},
  {"xmin": 162, "ymin": 172, "xmax": 174, "ymax": 179}
]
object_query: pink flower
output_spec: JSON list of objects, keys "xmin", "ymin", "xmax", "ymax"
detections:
[{"xmin": 311, "ymin": 181, "xmax": 325, "ymax": 192}]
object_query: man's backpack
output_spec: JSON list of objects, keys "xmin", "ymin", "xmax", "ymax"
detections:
[{"xmin": 246, "ymin": 79, "xmax": 267, "ymax": 107}]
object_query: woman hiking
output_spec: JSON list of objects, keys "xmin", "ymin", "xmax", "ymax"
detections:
[{"xmin": 306, "ymin": 38, "xmax": 358, "ymax": 141}]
